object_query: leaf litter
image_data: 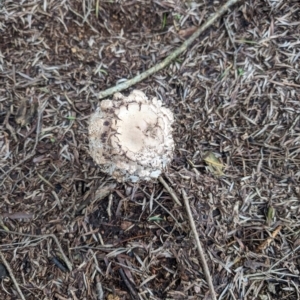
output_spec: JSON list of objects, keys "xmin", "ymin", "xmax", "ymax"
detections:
[{"xmin": 1, "ymin": 0, "xmax": 300, "ymax": 299}]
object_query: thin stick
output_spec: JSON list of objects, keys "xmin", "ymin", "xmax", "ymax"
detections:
[
  {"xmin": 96, "ymin": 275, "xmax": 104, "ymax": 300},
  {"xmin": 48, "ymin": 234, "xmax": 73, "ymax": 272},
  {"xmin": 0, "ymin": 98, "xmax": 48, "ymax": 184},
  {"xmin": 0, "ymin": 250, "xmax": 26, "ymax": 300},
  {"xmin": 0, "ymin": 230, "xmax": 72, "ymax": 272},
  {"xmin": 268, "ymin": 244, "xmax": 300, "ymax": 271},
  {"xmin": 256, "ymin": 225, "xmax": 282, "ymax": 252},
  {"xmin": 98, "ymin": 0, "xmax": 241, "ymax": 99},
  {"xmin": 158, "ymin": 176, "xmax": 182, "ymax": 206},
  {"xmin": 182, "ymin": 189, "xmax": 217, "ymax": 300},
  {"xmin": 118, "ymin": 268, "xmax": 139, "ymax": 300}
]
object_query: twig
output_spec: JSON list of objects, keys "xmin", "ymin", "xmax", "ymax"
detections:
[
  {"xmin": 0, "ymin": 229, "xmax": 72, "ymax": 272},
  {"xmin": 96, "ymin": 275, "xmax": 104, "ymax": 300},
  {"xmin": 256, "ymin": 225, "xmax": 282, "ymax": 252},
  {"xmin": 0, "ymin": 98, "xmax": 48, "ymax": 184},
  {"xmin": 49, "ymin": 234, "xmax": 73, "ymax": 272},
  {"xmin": 181, "ymin": 189, "xmax": 217, "ymax": 300},
  {"xmin": 98, "ymin": 0, "xmax": 241, "ymax": 99},
  {"xmin": 0, "ymin": 250, "xmax": 26, "ymax": 300},
  {"xmin": 153, "ymin": 197, "xmax": 182, "ymax": 225},
  {"xmin": 0, "ymin": 153, "xmax": 35, "ymax": 184},
  {"xmin": 268, "ymin": 244, "xmax": 300, "ymax": 271},
  {"xmin": 118, "ymin": 268, "xmax": 139, "ymax": 300},
  {"xmin": 158, "ymin": 176, "xmax": 182, "ymax": 206},
  {"xmin": 4, "ymin": 111, "xmax": 18, "ymax": 142}
]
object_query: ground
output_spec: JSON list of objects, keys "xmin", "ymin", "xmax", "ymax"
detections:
[{"xmin": 1, "ymin": 0, "xmax": 300, "ymax": 299}]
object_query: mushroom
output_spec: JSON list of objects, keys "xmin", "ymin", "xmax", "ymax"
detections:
[{"xmin": 88, "ymin": 90, "xmax": 174, "ymax": 182}]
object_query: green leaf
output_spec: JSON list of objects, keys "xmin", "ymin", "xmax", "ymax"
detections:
[
  {"xmin": 162, "ymin": 13, "xmax": 167, "ymax": 29},
  {"xmin": 174, "ymin": 14, "xmax": 181, "ymax": 21},
  {"xmin": 148, "ymin": 215, "xmax": 164, "ymax": 222},
  {"xmin": 99, "ymin": 69, "xmax": 108, "ymax": 75},
  {"xmin": 266, "ymin": 206, "xmax": 275, "ymax": 226},
  {"xmin": 238, "ymin": 68, "xmax": 244, "ymax": 76}
]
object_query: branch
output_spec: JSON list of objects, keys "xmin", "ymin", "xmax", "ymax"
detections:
[
  {"xmin": 0, "ymin": 230, "xmax": 72, "ymax": 272},
  {"xmin": 0, "ymin": 98, "xmax": 48, "ymax": 184},
  {"xmin": 0, "ymin": 250, "xmax": 26, "ymax": 300},
  {"xmin": 182, "ymin": 189, "xmax": 217, "ymax": 300},
  {"xmin": 158, "ymin": 176, "xmax": 182, "ymax": 206},
  {"xmin": 98, "ymin": 0, "xmax": 242, "ymax": 99}
]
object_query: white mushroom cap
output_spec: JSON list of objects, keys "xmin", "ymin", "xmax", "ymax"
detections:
[{"xmin": 88, "ymin": 90, "xmax": 174, "ymax": 182}]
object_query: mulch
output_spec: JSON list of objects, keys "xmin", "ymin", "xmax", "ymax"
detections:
[{"xmin": 1, "ymin": 0, "xmax": 300, "ymax": 299}]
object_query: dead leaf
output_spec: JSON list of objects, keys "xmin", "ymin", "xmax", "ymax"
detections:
[
  {"xmin": 256, "ymin": 225, "xmax": 282, "ymax": 251},
  {"xmin": 25, "ymin": 98, "xmax": 38, "ymax": 124},
  {"xmin": 178, "ymin": 26, "xmax": 197, "ymax": 38},
  {"xmin": 244, "ymin": 259, "xmax": 269, "ymax": 270},
  {"xmin": 120, "ymin": 221, "xmax": 133, "ymax": 231},
  {"xmin": 15, "ymin": 98, "xmax": 38, "ymax": 126},
  {"xmin": 1, "ymin": 212, "xmax": 34, "ymax": 220},
  {"xmin": 203, "ymin": 152, "xmax": 225, "ymax": 176},
  {"xmin": 107, "ymin": 295, "xmax": 119, "ymax": 300},
  {"xmin": 15, "ymin": 99, "xmax": 27, "ymax": 126},
  {"xmin": 282, "ymin": 261, "xmax": 299, "ymax": 275}
]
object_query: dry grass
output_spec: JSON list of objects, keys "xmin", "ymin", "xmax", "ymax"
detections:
[{"xmin": 1, "ymin": 0, "xmax": 300, "ymax": 299}]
